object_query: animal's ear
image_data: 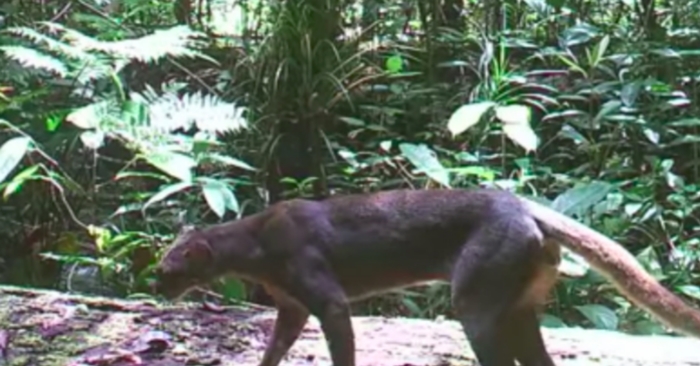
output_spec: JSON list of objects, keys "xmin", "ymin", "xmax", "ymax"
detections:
[{"xmin": 183, "ymin": 239, "xmax": 212, "ymax": 264}]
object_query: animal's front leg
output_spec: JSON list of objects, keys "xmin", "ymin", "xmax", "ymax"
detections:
[
  {"xmin": 282, "ymin": 253, "xmax": 356, "ymax": 366},
  {"xmin": 258, "ymin": 289, "xmax": 310, "ymax": 366},
  {"xmin": 314, "ymin": 298, "xmax": 355, "ymax": 366}
]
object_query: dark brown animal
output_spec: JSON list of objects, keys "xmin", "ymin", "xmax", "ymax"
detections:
[{"xmin": 153, "ymin": 188, "xmax": 700, "ymax": 366}]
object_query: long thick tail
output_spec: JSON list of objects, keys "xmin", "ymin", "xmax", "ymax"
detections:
[{"xmin": 520, "ymin": 197, "xmax": 700, "ymax": 338}]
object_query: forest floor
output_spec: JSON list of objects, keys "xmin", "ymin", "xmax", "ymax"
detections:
[{"xmin": 0, "ymin": 285, "xmax": 699, "ymax": 366}]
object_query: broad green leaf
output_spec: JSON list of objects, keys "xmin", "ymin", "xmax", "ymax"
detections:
[
  {"xmin": 454, "ymin": 151, "xmax": 479, "ymax": 162},
  {"xmin": 665, "ymin": 135, "xmax": 700, "ymax": 148},
  {"xmin": 560, "ymin": 23, "xmax": 600, "ymax": 48},
  {"xmin": 45, "ymin": 116, "xmax": 62, "ymax": 132},
  {"xmin": 80, "ymin": 130, "xmax": 105, "ymax": 149},
  {"xmin": 540, "ymin": 314, "xmax": 567, "ymax": 328},
  {"xmin": 0, "ymin": 136, "xmax": 32, "ymax": 184},
  {"xmin": 338, "ymin": 149, "xmax": 361, "ymax": 168},
  {"xmin": 3, "ymin": 165, "xmax": 40, "ymax": 199},
  {"xmin": 558, "ymin": 248, "xmax": 589, "ymax": 277},
  {"xmin": 523, "ymin": 0, "xmax": 551, "ymax": 15},
  {"xmin": 502, "ymin": 123, "xmax": 539, "ymax": 152},
  {"xmin": 224, "ymin": 186, "xmax": 240, "ymax": 213},
  {"xmin": 143, "ymin": 150, "xmax": 197, "ymax": 182},
  {"xmin": 668, "ymin": 98, "xmax": 691, "ymax": 108},
  {"xmin": 643, "ymin": 128, "xmax": 660, "ymax": 145},
  {"xmin": 665, "ymin": 170, "xmax": 684, "ymax": 190},
  {"xmin": 621, "ymin": 81, "xmax": 642, "ymax": 106},
  {"xmin": 115, "ymin": 171, "xmax": 170, "ymax": 182},
  {"xmin": 385, "ymin": 55, "xmax": 404, "ymax": 73},
  {"xmin": 559, "ymin": 124, "xmax": 588, "ymax": 145},
  {"xmin": 207, "ymin": 153, "xmax": 257, "ymax": 171},
  {"xmin": 66, "ymin": 102, "xmax": 108, "ymax": 129},
  {"xmin": 651, "ymin": 48, "xmax": 681, "ymax": 58},
  {"xmin": 575, "ymin": 304, "xmax": 619, "ymax": 330},
  {"xmin": 668, "ymin": 118, "xmax": 700, "ymax": 127},
  {"xmin": 555, "ymin": 54, "xmax": 587, "ymax": 76},
  {"xmin": 592, "ymin": 100, "xmax": 622, "ymax": 124},
  {"xmin": 495, "ymin": 105, "xmax": 531, "ymax": 126},
  {"xmin": 593, "ymin": 35, "xmax": 610, "ymax": 66},
  {"xmin": 678, "ymin": 285, "xmax": 700, "ymax": 300},
  {"xmin": 202, "ymin": 181, "xmax": 227, "ymax": 218},
  {"xmin": 551, "ymin": 181, "xmax": 614, "ymax": 217},
  {"xmin": 143, "ymin": 181, "xmax": 194, "ymax": 211},
  {"xmin": 400, "ymin": 297, "xmax": 422, "ymax": 317},
  {"xmin": 338, "ymin": 116, "xmax": 365, "ymax": 127},
  {"xmin": 192, "ymin": 134, "xmax": 220, "ymax": 156},
  {"xmin": 447, "ymin": 101, "xmax": 496, "ymax": 137},
  {"xmin": 201, "ymin": 179, "xmax": 239, "ymax": 218},
  {"xmin": 636, "ymin": 246, "xmax": 664, "ymax": 278},
  {"xmin": 88, "ymin": 225, "xmax": 112, "ymax": 254},
  {"xmin": 111, "ymin": 202, "xmax": 144, "ymax": 217},
  {"xmin": 399, "ymin": 143, "xmax": 451, "ymax": 188},
  {"xmin": 495, "ymin": 105, "xmax": 538, "ymax": 151},
  {"xmin": 542, "ymin": 109, "xmax": 587, "ymax": 122},
  {"xmin": 624, "ymin": 202, "xmax": 643, "ymax": 216},
  {"xmin": 379, "ymin": 140, "xmax": 392, "ymax": 152}
]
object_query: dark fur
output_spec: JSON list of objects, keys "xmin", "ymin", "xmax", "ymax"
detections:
[{"xmin": 154, "ymin": 188, "xmax": 560, "ymax": 366}]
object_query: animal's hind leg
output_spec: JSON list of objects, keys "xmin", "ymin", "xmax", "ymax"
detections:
[
  {"xmin": 504, "ymin": 307, "xmax": 556, "ymax": 366},
  {"xmin": 507, "ymin": 238, "xmax": 560, "ymax": 366},
  {"xmin": 450, "ymin": 221, "xmax": 556, "ymax": 366}
]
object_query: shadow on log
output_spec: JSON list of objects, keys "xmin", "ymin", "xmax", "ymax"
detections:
[{"xmin": 0, "ymin": 285, "xmax": 699, "ymax": 366}]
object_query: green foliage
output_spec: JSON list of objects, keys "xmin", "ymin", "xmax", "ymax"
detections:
[{"xmin": 0, "ymin": 21, "xmax": 255, "ymax": 295}]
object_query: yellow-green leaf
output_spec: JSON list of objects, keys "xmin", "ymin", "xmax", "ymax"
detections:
[
  {"xmin": 447, "ymin": 101, "xmax": 496, "ymax": 137},
  {"xmin": 201, "ymin": 179, "xmax": 239, "ymax": 218},
  {"xmin": 399, "ymin": 143, "xmax": 451, "ymax": 188},
  {"xmin": 0, "ymin": 136, "xmax": 32, "ymax": 184},
  {"xmin": 80, "ymin": 130, "xmax": 105, "ymax": 149},
  {"xmin": 144, "ymin": 150, "xmax": 196, "ymax": 182},
  {"xmin": 66, "ymin": 102, "xmax": 110, "ymax": 129},
  {"xmin": 143, "ymin": 181, "xmax": 194, "ymax": 211},
  {"xmin": 3, "ymin": 165, "xmax": 40, "ymax": 199},
  {"xmin": 502, "ymin": 123, "xmax": 539, "ymax": 152},
  {"xmin": 495, "ymin": 104, "xmax": 531, "ymax": 126}
]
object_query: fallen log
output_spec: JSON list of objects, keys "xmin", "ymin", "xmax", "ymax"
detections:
[{"xmin": 0, "ymin": 285, "xmax": 698, "ymax": 366}]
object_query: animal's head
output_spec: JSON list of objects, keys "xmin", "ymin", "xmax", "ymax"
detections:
[{"xmin": 152, "ymin": 226, "xmax": 215, "ymax": 300}]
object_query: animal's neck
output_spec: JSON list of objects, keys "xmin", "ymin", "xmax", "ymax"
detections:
[{"xmin": 200, "ymin": 215, "xmax": 265, "ymax": 280}]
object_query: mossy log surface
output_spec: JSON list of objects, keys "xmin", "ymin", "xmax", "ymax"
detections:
[{"xmin": 0, "ymin": 285, "xmax": 699, "ymax": 366}]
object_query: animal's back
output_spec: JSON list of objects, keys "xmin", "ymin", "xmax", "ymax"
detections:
[{"xmin": 280, "ymin": 188, "xmax": 534, "ymax": 298}]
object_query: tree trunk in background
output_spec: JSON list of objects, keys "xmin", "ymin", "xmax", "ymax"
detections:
[{"xmin": 253, "ymin": 0, "xmax": 342, "ymax": 307}]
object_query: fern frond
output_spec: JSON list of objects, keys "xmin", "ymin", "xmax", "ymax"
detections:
[
  {"xmin": 3, "ymin": 23, "xmax": 214, "ymax": 84},
  {"xmin": 43, "ymin": 23, "xmax": 213, "ymax": 65},
  {"xmin": 67, "ymin": 83, "xmax": 248, "ymax": 152},
  {"xmin": 5, "ymin": 26, "xmax": 93, "ymax": 61},
  {"xmin": 0, "ymin": 46, "xmax": 69, "ymax": 77},
  {"xmin": 130, "ymin": 87, "xmax": 248, "ymax": 134},
  {"xmin": 107, "ymin": 26, "xmax": 212, "ymax": 64}
]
